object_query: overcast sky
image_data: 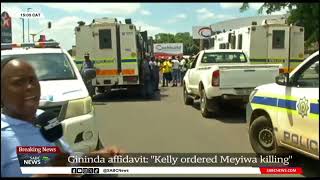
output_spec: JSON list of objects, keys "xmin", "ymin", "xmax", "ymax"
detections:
[{"xmin": 1, "ymin": 3, "xmax": 288, "ymax": 50}]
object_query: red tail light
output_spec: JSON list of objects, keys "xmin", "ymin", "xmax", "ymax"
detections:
[{"xmin": 212, "ymin": 70, "xmax": 220, "ymax": 86}]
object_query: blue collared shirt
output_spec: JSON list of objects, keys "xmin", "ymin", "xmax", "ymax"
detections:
[{"xmin": 1, "ymin": 110, "xmax": 72, "ymax": 177}]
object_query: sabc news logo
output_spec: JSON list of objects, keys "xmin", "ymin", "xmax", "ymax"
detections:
[
  {"xmin": 23, "ymin": 156, "xmax": 51, "ymax": 165},
  {"xmin": 71, "ymin": 168, "xmax": 100, "ymax": 174}
]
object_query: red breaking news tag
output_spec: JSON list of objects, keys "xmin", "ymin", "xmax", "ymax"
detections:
[
  {"xmin": 259, "ymin": 167, "xmax": 303, "ymax": 174},
  {"xmin": 16, "ymin": 146, "xmax": 61, "ymax": 154}
]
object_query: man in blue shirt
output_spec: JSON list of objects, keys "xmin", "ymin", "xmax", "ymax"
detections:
[
  {"xmin": 1, "ymin": 57, "xmax": 123, "ymax": 177},
  {"xmin": 1, "ymin": 57, "xmax": 49, "ymax": 177},
  {"xmin": 80, "ymin": 53, "xmax": 95, "ymax": 97},
  {"xmin": 80, "ymin": 53, "xmax": 95, "ymax": 74}
]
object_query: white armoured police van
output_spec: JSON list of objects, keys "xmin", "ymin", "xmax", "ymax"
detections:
[
  {"xmin": 210, "ymin": 18, "xmax": 305, "ymax": 73},
  {"xmin": 247, "ymin": 51, "xmax": 319, "ymax": 160},
  {"xmin": 75, "ymin": 18, "xmax": 148, "ymax": 94},
  {"xmin": 1, "ymin": 42, "xmax": 99, "ymax": 153}
]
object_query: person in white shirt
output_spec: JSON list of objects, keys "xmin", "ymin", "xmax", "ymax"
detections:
[
  {"xmin": 171, "ymin": 56, "xmax": 180, "ymax": 87},
  {"xmin": 149, "ymin": 57, "xmax": 160, "ymax": 91},
  {"xmin": 179, "ymin": 57, "xmax": 188, "ymax": 86}
]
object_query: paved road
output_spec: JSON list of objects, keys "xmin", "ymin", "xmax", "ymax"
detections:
[{"xmin": 92, "ymin": 86, "xmax": 319, "ymax": 177}]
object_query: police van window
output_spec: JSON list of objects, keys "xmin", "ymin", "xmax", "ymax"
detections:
[
  {"xmin": 219, "ymin": 43, "xmax": 225, "ymax": 49},
  {"xmin": 231, "ymin": 35, "xmax": 236, "ymax": 49},
  {"xmin": 99, "ymin": 29, "xmax": 112, "ymax": 49},
  {"xmin": 210, "ymin": 38, "xmax": 215, "ymax": 48},
  {"xmin": 293, "ymin": 57, "xmax": 319, "ymax": 88},
  {"xmin": 272, "ymin": 30, "xmax": 285, "ymax": 49},
  {"xmin": 237, "ymin": 34, "xmax": 242, "ymax": 49}
]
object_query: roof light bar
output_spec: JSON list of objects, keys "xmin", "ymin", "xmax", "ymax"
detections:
[{"xmin": 1, "ymin": 42, "xmax": 60, "ymax": 50}]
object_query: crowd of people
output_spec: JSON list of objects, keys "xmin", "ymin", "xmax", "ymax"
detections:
[
  {"xmin": 141, "ymin": 55, "xmax": 191, "ymax": 98},
  {"xmin": 79, "ymin": 53, "xmax": 192, "ymax": 99},
  {"xmin": 145, "ymin": 55, "xmax": 190, "ymax": 89}
]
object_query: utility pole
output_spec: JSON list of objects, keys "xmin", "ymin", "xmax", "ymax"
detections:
[
  {"xmin": 27, "ymin": 8, "xmax": 32, "ymax": 42},
  {"xmin": 20, "ymin": 18, "xmax": 25, "ymax": 42},
  {"xmin": 199, "ymin": 39, "xmax": 204, "ymax": 50}
]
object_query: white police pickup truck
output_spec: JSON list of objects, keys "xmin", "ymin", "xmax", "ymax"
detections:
[
  {"xmin": 1, "ymin": 42, "xmax": 100, "ymax": 152},
  {"xmin": 183, "ymin": 49, "xmax": 281, "ymax": 118},
  {"xmin": 247, "ymin": 51, "xmax": 319, "ymax": 160}
]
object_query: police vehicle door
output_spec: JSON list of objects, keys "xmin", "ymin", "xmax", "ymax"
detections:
[{"xmin": 278, "ymin": 55, "xmax": 319, "ymax": 156}]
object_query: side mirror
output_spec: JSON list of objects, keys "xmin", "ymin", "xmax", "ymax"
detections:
[
  {"xmin": 275, "ymin": 73, "xmax": 289, "ymax": 86},
  {"xmin": 82, "ymin": 68, "xmax": 96, "ymax": 80}
]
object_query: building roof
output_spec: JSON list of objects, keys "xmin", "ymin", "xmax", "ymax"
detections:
[{"xmin": 210, "ymin": 14, "xmax": 289, "ymax": 32}]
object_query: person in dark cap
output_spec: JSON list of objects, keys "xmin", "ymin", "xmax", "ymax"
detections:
[
  {"xmin": 80, "ymin": 53, "xmax": 94, "ymax": 73},
  {"xmin": 80, "ymin": 53, "xmax": 95, "ymax": 97}
]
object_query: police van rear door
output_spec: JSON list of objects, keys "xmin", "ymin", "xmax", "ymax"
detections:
[
  {"xmin": 119, "ymin": 24, "xmax": 140, "ymax": 85},
  {"xmin": 93, "ymin": 23, "xmax": 119, "ymax": 85},
  {"xmin": 267, "ymin": 26, "xmax": 289, "ymax": 71}
]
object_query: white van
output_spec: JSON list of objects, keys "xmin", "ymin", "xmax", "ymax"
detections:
[{"xmin": 1, "ymin": 42, "xmax": 99, "ymax": 153}]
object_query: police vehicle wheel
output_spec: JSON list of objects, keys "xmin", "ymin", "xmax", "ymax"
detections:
[
  {"xmin": 200, "ymin": 88, "xmax": 213, "ymax": 118},
  {"xmin": 249, "ymin": 116, "xmax": 281, "ymax": 154},
  {"xmin": 183, "ymin": 85, "xmax": 193, "ymax": 105}
]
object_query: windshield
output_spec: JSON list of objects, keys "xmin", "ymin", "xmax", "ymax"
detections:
[
  {"xmin": 1, "ymin": 53, "xmax": 77, "ymax": 81},
  {"xmin": 201, "ymin": 52, "xmax": 247, "ymax": 63}
]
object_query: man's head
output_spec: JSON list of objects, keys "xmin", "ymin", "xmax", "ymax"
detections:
[
  {"xmin": 1, "ymin": 57, "xmax": 41, "ymax": 122},
  {"xmin": 84, "ymin": 53, "xmax": 90, "ymax": 61}
]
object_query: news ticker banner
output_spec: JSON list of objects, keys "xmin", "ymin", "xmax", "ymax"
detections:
[
  {"xmin": 20, "ymin": 167, "xmax": 303, "ymax": 175},
  {"xmin": 16, "ymin": 146, "xmax": 304, "ymax": 175}
]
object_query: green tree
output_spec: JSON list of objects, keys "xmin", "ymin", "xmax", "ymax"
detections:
[
  {"xmin": 154, "ymin": 33, "xmax": 175, "ymax": 43},
  {"xmin": 240, "ymin": 3, "xmax": 320, "ymax": 48},
  {"xmin": 174, "ymin": 32, "xmax": 195, "ymax": 55}
]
